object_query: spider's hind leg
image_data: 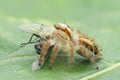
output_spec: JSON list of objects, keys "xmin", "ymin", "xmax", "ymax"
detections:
[
  {"xmin": 49, "ymin": 44, "xmax": 60, "ymax": 69},
  {"xmin": 32, "ymin": 41, "xmax": 51, "ymax": 71}
]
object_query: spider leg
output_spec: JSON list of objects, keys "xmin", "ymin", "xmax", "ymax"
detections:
[
  {"xmin": 77, "ymin": 45, "xmax": 99, "ymax": 69},
  {"xmin": 38, "ymin": 41, "xmax": 51, "ymax": 65},
  {"xmin": 32, "ymin": 41, "xmax": 51, "ymax": 71},
  {"xmin": 69, "ymin": 41, "xmax": 74, "ymax": 68},
  {"xmin": 49, "ymin": 44, "xmax": 60, "ymax": 69}
]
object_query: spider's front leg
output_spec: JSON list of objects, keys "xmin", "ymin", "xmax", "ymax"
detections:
[
  {"xmin": 76, "ymin": 45, "xmax": 99, "ymax": 69},
  {"xmin": 32, "ymin": 41, "xmax": 51, "ymax": 71}
]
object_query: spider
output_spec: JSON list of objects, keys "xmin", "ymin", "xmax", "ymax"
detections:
[{"xmin": 19, "ymin": 23, "xmax": 102, "ymax": 70}]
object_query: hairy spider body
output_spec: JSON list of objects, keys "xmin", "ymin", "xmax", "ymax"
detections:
[
  {"xmin": 19, "ymin": 23, "xmax": 102, "ymax": 70},
  {"xmin": 35, "ymin": 23, "xmax": 74, "ymax": 70}
]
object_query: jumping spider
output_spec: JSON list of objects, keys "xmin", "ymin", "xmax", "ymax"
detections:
[{"xmin": 19, "ymin": 23, "xmax": 102, "ymax": 70}]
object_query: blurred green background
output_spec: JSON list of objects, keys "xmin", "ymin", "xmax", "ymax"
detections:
[
  {"xmin": 0, "ymin": 0, "xmax": 120, "ymax": 80},
  {"xmin": 0, "ymin": 0, "xmax": 120, "ymax": 21}
]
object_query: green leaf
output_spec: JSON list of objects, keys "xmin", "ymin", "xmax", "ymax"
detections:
[{"xmin": 0, "ymin": 0, "xmax": 120, "ymax": 80}]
